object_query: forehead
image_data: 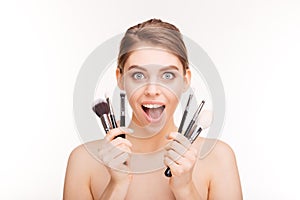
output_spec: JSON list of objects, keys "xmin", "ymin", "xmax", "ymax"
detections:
[{"xmin": 124, "ymin": 48, "xmax": 183, "ymax": 72}]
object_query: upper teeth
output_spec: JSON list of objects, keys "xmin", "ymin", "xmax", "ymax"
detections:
[{"xmin": 143, "ymin": 104, "xmax": 163, "ymax": 109}]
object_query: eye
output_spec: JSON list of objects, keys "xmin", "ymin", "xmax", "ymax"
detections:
[
  {"xmin": 132, "ymin": 72, "xmax": 145, "ymax": 80},
  {"xmin": 162, "ymin": 72, "xmax": 175, "ymax": 80}
]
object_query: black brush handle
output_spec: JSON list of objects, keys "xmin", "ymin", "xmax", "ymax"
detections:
[
  {"xmin": 119, "ymin": 115, "xmax": 126, "ymax": 138},
  {"xmin": 110, "ymin": 115, "xmax": 125, "ymax": 139},
  {"xmin": 184, "ymin": 119, "xmax": 195, "ymax": 137},
  {"xmin": 100, "ymin": 115, "xmax": 111, "ymax": 133},
  {"xmin": 164, "ymin": 167, "xmax": 172, "ymax": 177},
  {"xmin": 178, "ymin": 110, "xmax": 188, "ymax": 133},
  {"xmin": 117, "ymin": 133, "xmax": 126, "ymax": 139},
  {"xmin": 120, "ymin": 116, "xmax": 125, "ymax": 127},
  {"xmin": 110, "ymin": 114, "xmax": 118, "ymax": 128}
]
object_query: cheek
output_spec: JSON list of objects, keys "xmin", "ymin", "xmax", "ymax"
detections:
[
  {"xmin": 126, "ymin": 87, "xmax": 144, "ymax": 108},
  {"xmin": 122, "ymin": 74, "xmax": 146, "ymax": 98},
  {"xmin": 159, "ymin": 77, "xmax": 185, "ymax": 98},
  {"xmin": 162, "ymin": 88, "xmax": 181, "ymax": 110},
  {"xmin": 160, "ymin": 81, "xmax": 184, "ymax": 104}
]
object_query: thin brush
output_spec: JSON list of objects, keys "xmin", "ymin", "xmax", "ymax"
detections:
[
  {"xmin": 184, "ymin": 100, "xmax": 205, "ymax": 138},
  {"xmin": 165, "ymin": 100, "xmax": 206, "ymax": 178},
  {"xmin": 178, "ymin": 93, "xmax": 193, "ymax": 133},
  {"xmin": 187, "ymin": 110, "xmax": 213, "ymax": 143},
  {"xmin": 120, "ymin": 91, "xmax": 126, "ymax": 127},
  {"xmin": 105, "ymin": 93, "xmax": 118, "ymax": 128},
  {"xmin": 92, "ymin": 99, "xmax": 111, "ymax": 133},
  {"xmin": 164, "ymin": 93, "xmax": 193, "ymax": 177},
  {"xmin": 105, "ymin": 92, "xmax": 125, "ymax": 139}
]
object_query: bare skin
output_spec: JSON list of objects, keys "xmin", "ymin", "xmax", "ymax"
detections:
[
  {"xmin": 63, "ymin": 136, "xmax": 242, "ymax": 200},
  {"xmin": 64, "ymin": 47, "xmax": 242, "ymax": 199}
]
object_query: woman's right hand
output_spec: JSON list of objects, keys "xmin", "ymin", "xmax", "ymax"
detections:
[{"xmin": 98, "ymin": 127, "xmax": 134, "ymax": 186}]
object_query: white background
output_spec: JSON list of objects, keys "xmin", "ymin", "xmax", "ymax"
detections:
[{"xmin": 1, "ymin": 0, "xmax": 299, "ymax": 199}]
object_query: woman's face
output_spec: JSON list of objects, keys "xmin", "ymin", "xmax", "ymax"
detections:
[{"xmin": 117, "ymin": 47, "xmax": 191, "ymax": 132}]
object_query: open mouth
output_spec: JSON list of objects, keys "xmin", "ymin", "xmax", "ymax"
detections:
[{"xmin": 142, "ymin": 104, "xmax": 166, "ymax": 121}]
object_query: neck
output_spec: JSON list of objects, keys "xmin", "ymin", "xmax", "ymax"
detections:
[{"xmin": 127, "ymin": 118, "xmax": 177, "ymax": 153}]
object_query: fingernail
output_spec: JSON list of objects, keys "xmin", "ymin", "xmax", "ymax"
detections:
[
  {"xmin": 165, "ymin": 134, "xmax": 169, "ymax": 139},
  {"xmin": 119, "ymin": 127, "xmax": 134, "ymax": 133}
]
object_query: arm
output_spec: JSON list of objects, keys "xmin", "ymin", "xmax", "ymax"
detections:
[
  {"xmin": 63, "ymin": 145, "xmax": 94, "ymax": 200},
  {"xmin": 165, "ymin": 132, "xmax": 205, "ymax": 200},
  {"xmin": 98, "ymin": 128, "xmax": 133, "ymax": 199},
  {"xmin": 63, "ymin": 129, "xmax": 133, "ymax": 200},
  {"xmin": 63, "ymin": 144, "xmax": 131, "ymax": 200},
  {"xmin": 208, "ymin": 140, "xmax": 243, "ymax": 200}
]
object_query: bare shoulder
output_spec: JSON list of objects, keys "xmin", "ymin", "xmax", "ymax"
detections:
[
  {"xmin": 211, "ymin": 140, "xmax": 243, "ymax": 199},
  {"xmin": 63, "ymin": 140, "xmax": 108, "ymax": 200},
  {"xmin": 207, "ymin": 139, "xmax": 237, "ymax": 164},
  {"xmin": 197, "ymin": 138, "xmax": 240, "ymax": 179},
  {"xmin": 194, "ymin": 138, "xmax": 243, "ymax": 199},
  {"xmin": 67, "ymin": 140, "xmax": 103, "ymax": 168}
]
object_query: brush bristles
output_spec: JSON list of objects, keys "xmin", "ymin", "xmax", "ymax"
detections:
[
  {"xmin": 198, "ymin": 110, "xmax": 213, "ymax": 129},
  {"xmin": 92, "ymin": 99, "xmax": 110, "ymax": 117},
  {"xmin": 105, "ymin": 92, "xmax": 110, "ymax": 100}
]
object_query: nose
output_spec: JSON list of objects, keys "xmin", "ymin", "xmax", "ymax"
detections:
[{"xmin": 144, "ymin": 83, "xmax": 161, "ymax": 96}]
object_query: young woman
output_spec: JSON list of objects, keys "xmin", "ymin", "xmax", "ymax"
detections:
[{"xmin": 63, "ymin": 19, "xmax": 242, "ymax": 200}]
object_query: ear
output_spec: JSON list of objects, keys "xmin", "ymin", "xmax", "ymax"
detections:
[
  {"xmin": 183, "ymin": 68, "xmax": 191, "ymax": 92},
  {"xmin": 116, "ymin": 68, "xmax": 124, "ymax": 90}
]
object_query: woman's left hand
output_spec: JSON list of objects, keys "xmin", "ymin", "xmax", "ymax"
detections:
[{"xmin": 164, "ymin": 132, "xmax": 198, "ymax": 191}]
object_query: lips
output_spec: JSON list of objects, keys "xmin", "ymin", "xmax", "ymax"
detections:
[{"xmin": 141, "ymin": 103, "xmax": 166, "ymax": 121}]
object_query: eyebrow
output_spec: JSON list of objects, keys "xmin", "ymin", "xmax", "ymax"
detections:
[
  {"xmin": 159, "ymin": 65, "xmax": 179, "ymax": 71},
  {"xmin": 127, "ymin": 65, "xmax": 179, "ymax": 71},
  {"xmin": 128, "ymin": 65, "xmax": 147, "ymax": 71}
]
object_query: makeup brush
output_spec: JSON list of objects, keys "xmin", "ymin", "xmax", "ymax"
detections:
[
  {"xmin": 164, "ymin": 110, "xmax": 212, "ymax": 177},
  {"xmin": 92, "ymin": 99, "xmax": 111, "ymax": 133},
  {"xmin": 184, "ymin": 100, "xmax": 205, "ymax": 138},
  {"xmin": 187, "ymin": 110, "xmax": 213, "ymax": 143},
  {"xmin": 178, "ymin": 93, "xmax": 193, "ymax": 133},
  {"xmin": 105, "ymin": 92, "xmax": 125, "ymax": 139},
  {"xmin": 165, "ymin": 100, "xmax": 205, "ymax": 177},
  {"xmin": 164, "ymin": 93, "xmax": 193, "ymax": 177},
  {"xmin": 105, "ymin": 92, "xmax": 118, "ymax": 129},
  {"xmin": 120, "ymin": 91, "xmax": 126, "ymax": 127}
]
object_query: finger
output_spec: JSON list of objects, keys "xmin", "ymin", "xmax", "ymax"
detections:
[
  {"xmin": 165, "ymin": 147, "xmax": 197, "ymax": 166},
  {"xmin": 164, "ymin": 156, "xmax": 185, "ymax": 176},
  {"xmin": 175, "ymin": 157, "xmax": 194, "ymax": 171},
  {"xmin": 164, "ymin": 155, "xmax": 177, "ymax": 167},
  {"xmin": 108, "ymin": 152, "xmax": 130, "ymax": 169},
  {"xmin": 98, "ymin": 138, "xmax": 132, "ymax": 161},
  {"xmin": 105, "ymin": 127, "xmax": 134, "ymax": 141},
  {"xmin": 99, "ymin": 139, "xmax": 128, "ymax": 155},
  {"xmin": 101, "ymin": 146, "xmax": 124, "ymax": 164},
  {"xmin": 165, "ymin": 149, "xmax": 193, "ymax": 169},
  {"xmin": 184, "ymin": 147, "xmax": 198, "ymax": 162},
  {"xmin": 114, "ymin": 143, "xmax": 131, "ymax": 153},
  {"xmin": 110, "ymin": 137, "xmax": 133, "ymax": 149},
  {"xmin": 167, "ymin": 132, "xmax": 191, "ymax": 149},
  {"xmin": 166, "ymin": 149, "xmax": 182, "ymax": 163},
  {"xmin": 101, "ymin": 139, "xmax": 133, "ymax": 164},
  {"xmin": 166, "ymin": 140, "xmax": 188, "ymax": 156}
]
